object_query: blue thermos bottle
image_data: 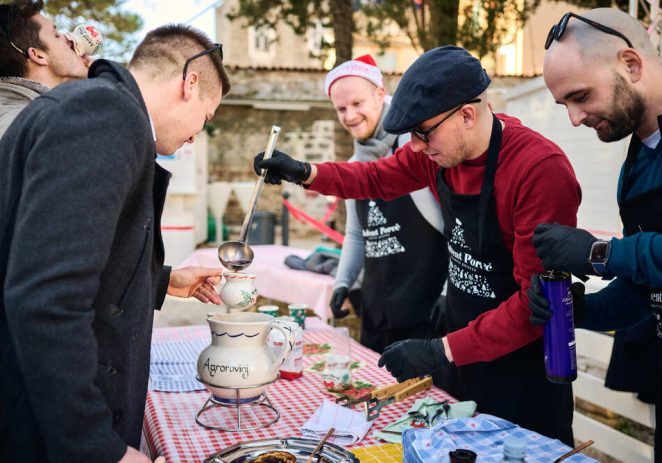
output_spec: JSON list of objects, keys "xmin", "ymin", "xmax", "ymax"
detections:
[{"xmin": 539, "ymin": 271, "xmax": 577, "ymax": 383}]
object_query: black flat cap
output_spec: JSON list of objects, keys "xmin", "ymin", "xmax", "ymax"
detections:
[{"xmin": 383, "ymin": 46, "xmax": 491, "ymax": 134}]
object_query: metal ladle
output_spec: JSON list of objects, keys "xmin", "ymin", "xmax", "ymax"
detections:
[{"xmin": 217, "ymin": 125, "xmax": 281, "ymax": 272}]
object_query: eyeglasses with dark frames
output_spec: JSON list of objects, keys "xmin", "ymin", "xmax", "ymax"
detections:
[
  {"xmin": 412, "ymin": 99, "xmax": 481, "ymax": 144},
  {"xmin": 545, "ymin": 12, "xmax": 633, "ymax": 50},
  {"xmin": 182, "ymin": 43, "xmax": 223, "ymax": 80}
]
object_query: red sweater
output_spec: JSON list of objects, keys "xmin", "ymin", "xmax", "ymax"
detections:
[{"xmin": 311, "ymin": 114, "xmax": 582, "ymax": 366}]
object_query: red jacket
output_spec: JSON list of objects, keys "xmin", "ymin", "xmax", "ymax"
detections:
[{"xmin": 310, "ymin": 114, "xmax": 582, "ymax": 366}]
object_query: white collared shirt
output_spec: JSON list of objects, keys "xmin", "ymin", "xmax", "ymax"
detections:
[
  {"xmin": 147, "ymin": 113, "xmax": 156, "ymax": 142},
  {"xmin": 642, "ymin": 129, "xmax": 660, "ymax": 149}
]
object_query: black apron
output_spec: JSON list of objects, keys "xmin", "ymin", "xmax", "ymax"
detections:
[
  {"xmin": 356, "ymin": 140, "xmax": 448, "ymax": 352},
  {"xmin": 610, "ymin": 127, "xmax": 662, "ymax": 458},
  {"xmin": 436, "ymin": 115, "xmax": 574, "ymax": 445}
]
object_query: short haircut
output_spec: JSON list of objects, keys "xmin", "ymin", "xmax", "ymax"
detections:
[
  {"xmin": 128, "ymin": 24, "xmax": 231, "ymax": 97},
  {"xmin": 0, "ymin": 0, "xmax": 46, "ymax": 78},
  {"xmin": 567, "ymin": 9, "xmax": 658, "ymax": 62}
]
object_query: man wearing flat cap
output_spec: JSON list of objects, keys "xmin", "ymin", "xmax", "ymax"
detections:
[{"xmin": 254, "ymin": 45, "xmax": 581, "ymax": 443}]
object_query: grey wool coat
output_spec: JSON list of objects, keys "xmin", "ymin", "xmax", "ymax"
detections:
[{"xmin": 0, "ymin": 60, "xmax": 171, "ymax": 463}]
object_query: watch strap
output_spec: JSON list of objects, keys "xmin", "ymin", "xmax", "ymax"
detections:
[{"xmin": 589, "ymin": 240, "xmax": 610, "ymax": 275}]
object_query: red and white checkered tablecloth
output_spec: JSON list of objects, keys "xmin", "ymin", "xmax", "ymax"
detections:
[{"xmin": 143, "ymin": 325, "xmax": 455, "ymax": 462}]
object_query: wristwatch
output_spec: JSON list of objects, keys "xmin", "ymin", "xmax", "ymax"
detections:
[{"xmin": 589, "ymin": 240, "xmax": 611, "ymax": 275}]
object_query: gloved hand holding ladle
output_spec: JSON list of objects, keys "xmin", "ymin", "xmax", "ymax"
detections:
[{"xmin": 217, "ymin": 125, "xmax": 281, "ymax": 272}]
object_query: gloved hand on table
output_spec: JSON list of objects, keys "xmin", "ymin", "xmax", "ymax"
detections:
[
  {"xmin": 378, "ymin": 338, "xmax": 448, "ymax": 382},
  {"xmin": 527, "ymin": 274, "xmax": 586, "ymax": 326},
  {"xmin": 330, "ymin": 286, "xmax": 350, "ymax": 319},
  {"xmin": 253, "ymin": 149, "xmax": 312, "ymax": 185},
  {"xmin": 532, "ymin": 223, "xmax": 598, "ymax": 275}
]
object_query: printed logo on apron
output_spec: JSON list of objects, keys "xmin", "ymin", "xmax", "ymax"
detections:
[
  {"xmin": 362, "ymin": 200, "xmax": 405, "ymax": 258},
  {"xmin": 447, "ymin": 218, "xmax": 496, "ymax": 299},
  {"xmin": 618, "ymin": 130, "xmax": 662, "ymax": 341},
  {"xmin": 651, "ymin": 289, "xmax": 662, "ymax": 339}
]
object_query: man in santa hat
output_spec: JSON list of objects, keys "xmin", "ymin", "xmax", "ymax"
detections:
[{"xmin": 324, "ymin": 55, "xmax": 448, "ymax": 353}]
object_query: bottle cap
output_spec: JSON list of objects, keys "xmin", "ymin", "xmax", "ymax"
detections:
[
  {"xmin": 540, "ymin": 270, "xmax": 571, "ymax": 280},
  {"xmin": 503, "ymin": 436, "xmax": 526, "ymax": 458},
  {"xmin": 65, "ymin": 24, "xmax": 103, "ymax": 56},
  {"xmin": 449, "ymin": 449, "xmax": 477, "ymax": 462}
]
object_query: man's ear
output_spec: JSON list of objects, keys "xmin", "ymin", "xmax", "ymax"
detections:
[
  {"xmin": 620, "ymin": 48, "xmax": 643, "ymax": 83},
  {"xmin": 375, "ymin": 86, "xmax": 386, "ymax": 104},
  {"xmin": 26, "ymin": 47, "xmax": 48, "ymax": 67},
  {"xmin": 183, "ymin": 71, "xmax": 199, "ymax": 101},
  {"xmin": 460, "ymin": 104, "xmax": 478, "ymax": 128}
]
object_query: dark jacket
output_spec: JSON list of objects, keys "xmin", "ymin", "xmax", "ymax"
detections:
[{"xmin": 0, "ymin": 60, "xmax": 171, "ymax": 463}]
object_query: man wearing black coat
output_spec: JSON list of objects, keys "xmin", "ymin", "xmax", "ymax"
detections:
[{"xmin": 0, "ymin": 25, "xmax": 230, "ymax": 463}]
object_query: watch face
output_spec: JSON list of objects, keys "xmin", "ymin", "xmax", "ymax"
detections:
[{"xmin": 591, "ymin": 242, "xmax": 609, "ymax": 262}]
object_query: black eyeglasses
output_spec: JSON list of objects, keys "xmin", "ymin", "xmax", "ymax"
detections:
[
  {"xmin": 412, "ymin": 99, "xmax": 481, "ymax": 144},
  {"xmin": 545, "ymin": 12, "xmax": 633, "ymax": 50},
  {"xmin": 182, "ymin": 43, "xmax": 223, "ymax": 80}
]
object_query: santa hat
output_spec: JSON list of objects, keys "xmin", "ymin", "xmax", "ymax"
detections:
[{"xmin": 324, "ymin": 54, "xmax": 384, "ymax": 96}]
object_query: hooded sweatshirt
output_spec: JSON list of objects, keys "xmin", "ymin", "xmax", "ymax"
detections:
[{"xmin": 0, "ymin": 76, "xmax": 49, "ymax": 139}]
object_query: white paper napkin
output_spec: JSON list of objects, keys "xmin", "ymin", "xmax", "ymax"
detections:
[
  {"xmin": 149, "ymin": 340, "xmax": 208, "ymax": 392},
  {"xmin": 301, "ymin": 400, "xmax": 373, "ymax": 445}
]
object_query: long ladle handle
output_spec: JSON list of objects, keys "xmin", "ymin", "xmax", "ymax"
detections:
[{"xmin": 238, "ymin": 125, "xmax": 281, "ymax": 243}]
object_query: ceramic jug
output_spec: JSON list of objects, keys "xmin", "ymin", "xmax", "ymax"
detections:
[
  {"xmin": 219, "ymin": 272, "xmax": 258, "ymax": 309},
  {"xmin": 197, "ymin": 312, "xmax": 294, "ymax": 401}
]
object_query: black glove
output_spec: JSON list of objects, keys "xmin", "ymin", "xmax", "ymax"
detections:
[
  {"xmin": 329, "ymin": 286, "xmax": 350, "ymax": 319},
  {"xmin": 527, "ymin": 274, "xmax": 586, "ymax": 327},
  {"xmin": 253, "ymin": 149, "xmax": 312, "ymax": 185},
  {"xmin": 532, "ymin": 224, "xmax": 598, "ymax": 275},
  {"xmin": 377, "ymin": 338, "xmax": 448, "ymax": 382}
]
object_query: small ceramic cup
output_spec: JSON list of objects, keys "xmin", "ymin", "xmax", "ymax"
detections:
[
  {"xmin": 65, "ymin": 24, "xmax": 103, "ymax": 56},
  {"xmin": 257, "ymin": 305, "xmax": 279, "ymax": 318},
  {"xmin": 287, "ymin": 303, "xmax": 308, "ymax": 328},
  {"xmin": 219, "ymin": 272, "xmax": 257, "ymax": 310}
]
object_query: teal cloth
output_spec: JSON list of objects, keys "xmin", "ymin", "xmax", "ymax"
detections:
[{"xmin": 374, "ymin": 397, "xmax": 477, "ymax": 443}]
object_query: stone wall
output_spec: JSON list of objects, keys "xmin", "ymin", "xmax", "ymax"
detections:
[{"xmin": 207, "ymin": 103, "xmax": 342, "ymax": 238}]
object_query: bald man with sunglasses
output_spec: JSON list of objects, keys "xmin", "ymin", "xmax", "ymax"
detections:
[{"xmin": 532, "ymin": 8, "xmax": 662, "ymax": 459}]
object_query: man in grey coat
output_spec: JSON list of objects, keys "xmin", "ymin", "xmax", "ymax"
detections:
[
  {"xmin": 0, "ymin": 0, "xmax": 91, "ymax": 138},
  {"xmin": 0, "ymin": 25, "xmax": 229, "ymax": 463}
]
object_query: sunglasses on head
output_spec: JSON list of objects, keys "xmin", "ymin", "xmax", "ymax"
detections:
[
  {"xmin": 412, "ymin": 99, "xmax": 481, "ymax": 144},
  {"xmin": 182, "ymin": 43, "xmax": 223, "ymax": 80},
  {"xmin": 545, "ymin": 12, "xmax": 633, "ymax": 50}
]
